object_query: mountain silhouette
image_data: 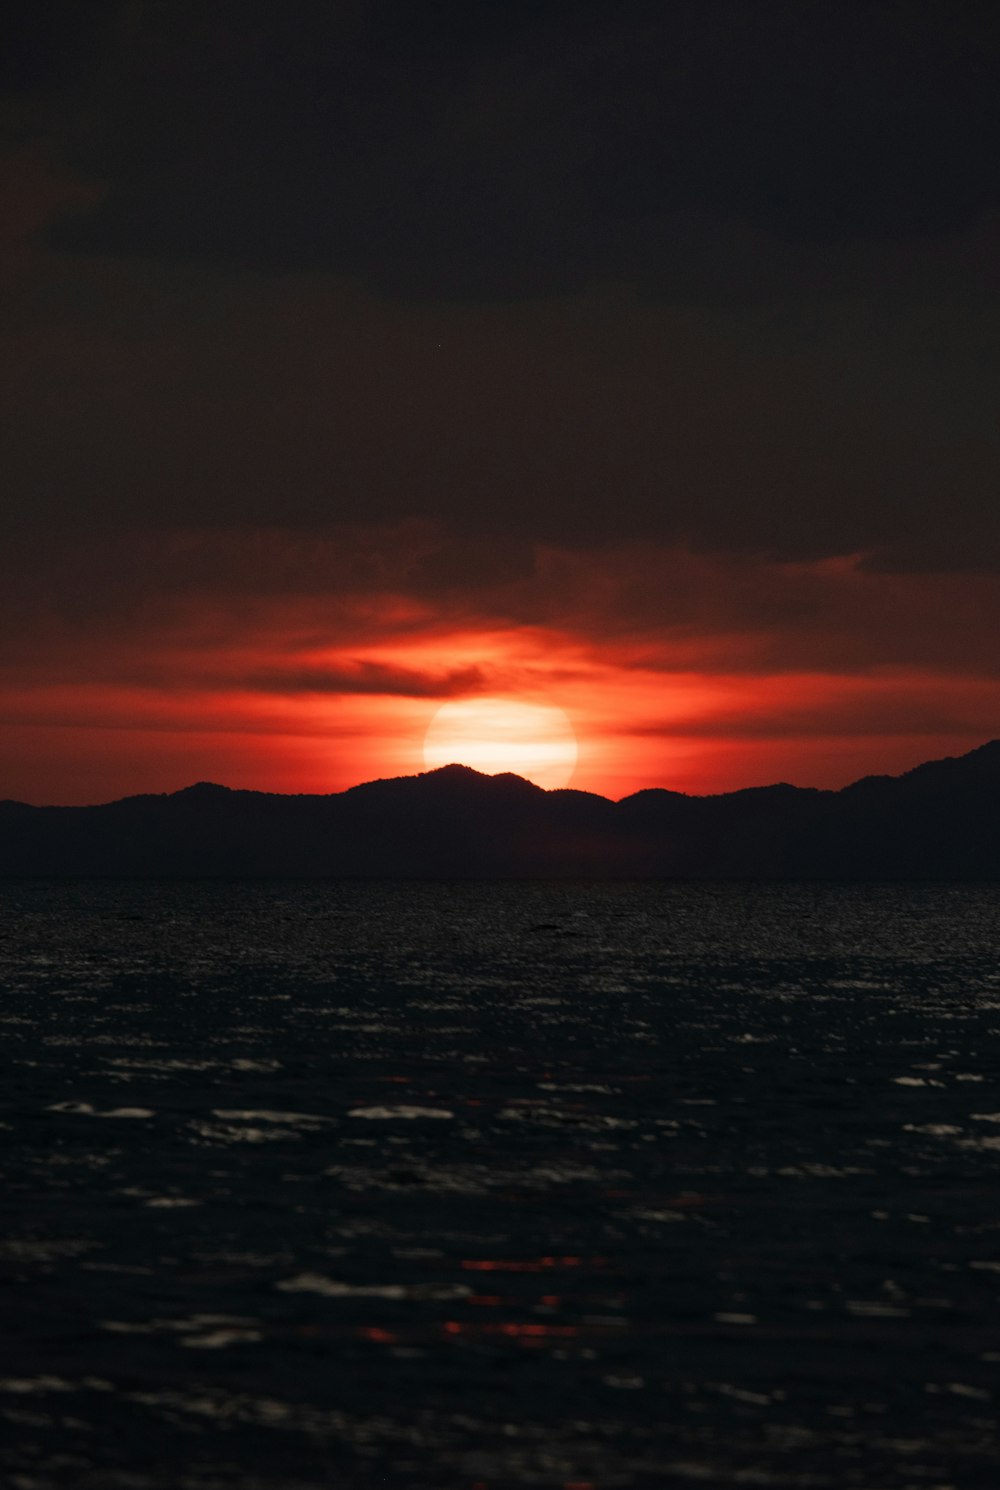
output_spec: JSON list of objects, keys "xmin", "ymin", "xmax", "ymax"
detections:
[{"xmin": 2, "ymin": 742, "xmax": 1000, "ymax": 878}]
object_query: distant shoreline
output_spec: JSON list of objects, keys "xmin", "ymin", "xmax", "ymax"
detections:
[{"xmin": 2, "ymin": 742, "xmax": 999, "ymax": 880}]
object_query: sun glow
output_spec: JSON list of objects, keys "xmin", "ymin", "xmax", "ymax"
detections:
[{"xmin": 423, "ymin": 697, "xmax": 578, "ymax": 790}]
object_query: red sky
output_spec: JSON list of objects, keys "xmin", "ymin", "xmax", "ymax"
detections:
[
  {"xmin": 2, "ymin": 6, "xmax": 999, "ymax": 804},
  {"xmin": 3, "ymin": 530, "xmax": 998, "ymax": 804}
]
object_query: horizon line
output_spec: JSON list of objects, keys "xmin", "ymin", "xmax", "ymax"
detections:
[{"xmin": 4, "ymin": 739, "xmax": 999, "ymax": 812}]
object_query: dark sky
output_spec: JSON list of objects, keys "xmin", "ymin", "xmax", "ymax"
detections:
[{"xmin": 3, "ymin": 1, "xmax": 1000, "ymax": 801}]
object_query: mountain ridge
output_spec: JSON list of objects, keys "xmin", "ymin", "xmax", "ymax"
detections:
[
  {"xmin": 2, "ymin": 741, "xmax": 999, "ymax": 878},
  {"xmin": 11, "ymin": 735, "xmax": 1000, "ymax": 812}
]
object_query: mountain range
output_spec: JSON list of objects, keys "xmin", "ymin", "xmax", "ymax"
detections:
[{"xmin": 2, "ymin": 741, "xmax": 1000, "ymax": 879}]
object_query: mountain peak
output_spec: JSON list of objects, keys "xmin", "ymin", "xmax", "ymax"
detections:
[{"xmin": 3, "ymin": 740, "xmax": 999, "ymax": 878}]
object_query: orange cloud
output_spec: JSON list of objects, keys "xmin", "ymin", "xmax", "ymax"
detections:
[{"xmin": 2, "ymin": 530, "xmax": 998, "ymax": 803}]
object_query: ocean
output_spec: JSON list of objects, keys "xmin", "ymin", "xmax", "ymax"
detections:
[{"xmin": 2, "ymin": 880, "xmax": 1000, "ymax": 1488}]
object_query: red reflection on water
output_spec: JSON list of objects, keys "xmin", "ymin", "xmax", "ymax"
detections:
[
  {"xmin": 461, "ymin": 1256, "xmax": 605, "ymax": 1272},
  {"xmin": 440, "ymin": 1321, "xmax": 578, "ymax": 1339},
  {"xmin": 498, "ymin": 1323, "xmax": 577, "ymax": 1338},
  {"xmin": 358, "ymin": 1326, "xmax": 398, "ymax": 1343},
  {"xmin": 468, "ymin": 1295, "xmax": 503, "ymax": 1306}
]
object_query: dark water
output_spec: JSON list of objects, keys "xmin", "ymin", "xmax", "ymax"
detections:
[{"xmin": 2, "ymin": 881, "xmax": 1000, "ymax": 1490}]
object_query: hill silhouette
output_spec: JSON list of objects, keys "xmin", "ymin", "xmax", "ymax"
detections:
[{"xmin": 2, "ymin": 743, "xmax": 1000, "ymax": 878}]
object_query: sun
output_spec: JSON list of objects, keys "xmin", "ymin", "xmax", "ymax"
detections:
[{"xmin": 423, "ymin": 697, "xmax": 578, "ymax": 790}]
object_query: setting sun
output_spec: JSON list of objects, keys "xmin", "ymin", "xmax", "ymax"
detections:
[{"xmin": 423, "ymin": 697, "xmax": 578, "ymax": 790}]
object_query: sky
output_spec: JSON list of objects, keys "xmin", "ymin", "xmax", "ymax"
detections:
[{"xmin": 3, "ymin": 0, "xmax": 1000, "ymax": 803}]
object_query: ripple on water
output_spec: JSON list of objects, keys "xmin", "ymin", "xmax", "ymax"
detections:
[{"xmin": 3, "ymin": 880, "xmax": 1000, "ymax": 1488}]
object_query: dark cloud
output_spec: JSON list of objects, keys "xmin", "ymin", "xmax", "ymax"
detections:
[
  {"xmin": 241, "ymin": 661, "xmax": 486, "ymax": 699},
  {"xmin": 3, "ymin": 1, "xmax": 999, "ymax": 573},
  {"xmin": 7, "ymin": 1, "xmax": 994, "ymax": 300},
  {"xmin": 2, "ymin": 257, "xmax": 998, "ymax": 571}
]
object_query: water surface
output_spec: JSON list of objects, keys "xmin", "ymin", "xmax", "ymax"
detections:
[{"xmin": 2, "ymin": 881, "xmax": 1000, "ymax": 1488}]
